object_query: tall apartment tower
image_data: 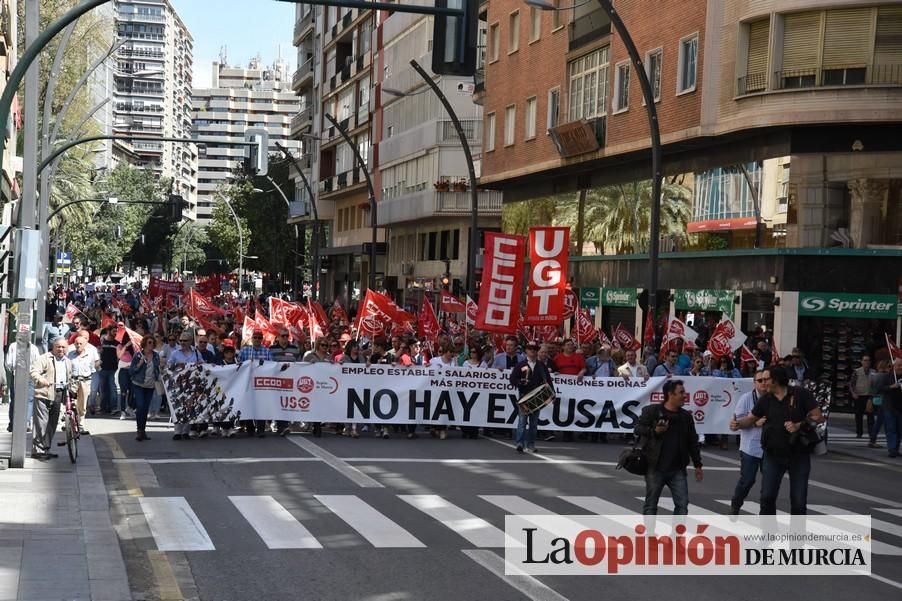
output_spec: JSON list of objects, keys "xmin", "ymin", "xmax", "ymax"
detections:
[
  {"xmin": 113, "ymin": 0, "xmax": 197, "ymax": 220},
  {"xmin": 191, "ymin": 57, "xmax": 301, "ymax": 226}
]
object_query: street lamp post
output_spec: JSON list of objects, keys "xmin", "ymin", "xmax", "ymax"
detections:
[
  {"xmin": 217, "ymin": 191, "xmax": 245, "ymax": 296},
  {"xmin": 324, "ymin": 113, "xmax": 378, "ymax": 293},
  {"xmin": 274, "ymin": 142, "xmax": 320, "ymax": 302},
  {"xmin": 253, "ymin": 178, "xmax": 300, "ymax": 293},
  {"xmin": 527, "ymin": 0, "xmax": 663, "ymax": 348}
]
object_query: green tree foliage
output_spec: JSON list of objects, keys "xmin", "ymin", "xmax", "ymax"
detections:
[{"xmin": 170, "ymin": 223, "xmax": 210, "ymax": 273}]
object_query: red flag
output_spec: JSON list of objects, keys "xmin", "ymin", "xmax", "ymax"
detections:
[
  {"xmin": 562, "ymin": 287, "xmax": 578, "ymax": 320},
  {"xmin": 643, "ymin": 312, "xmax": 655, "ymax": 346},
  {"xmin": 269, "ymin": 297, "xmax": 291, "ymax": 325},
  {"xmin": 447, "ymin": 318, "xmax": 463, "ymax": 337},
  {"xmin": 354, "ymin": 289, "xmax": 397, "ymax": 338},
  {"xmin": 575, "ymin": 307, "xmax": 598, "ymax": 344},
  {"xmin": 418, "ymin": 298, "xmax": 441, "ymax": 342},
  {"xmin": 254, "ymin": 313, "xmax": 277, "ymax": 346},
  {"xmin": 115, "ymin": 326, "xmax": 143, "ymax": 348},
  {"xmin": 187, "ymin": 289, "xmax": 225, "ymax": 318},
  {"xmin": 492, "ymin": 333, "xmax": 507, "ymax": 353},
  {"xmin": 599, "ymin": 329, "xmax": 613, "ymax": 348},
  {"xmin": 62, "ymin": 303, "xmax": 82, "ymax": 324},
  {"xmin": 308, "ymin": 300, "xmax": 331, "ymax": 328},
  {"xmin": 516, "ymin": 312, "xmax": 533, "ymax": 342},
  {"xmin": 740, "ymin": 344, "xmax": 757, "ymax": 365},
  {"xmin": 708, "ymin": 318, "xmax": 747, "ymax": 358},
  {"xmin": 242, "ymin": 316, "xmax": 256, "ymax": 346},
  {"xmin": 524, "ymin": 227, "xmax": 569, "ymax": 326},
  {"xmin": 331, "ymin": 299, "xmax": 349, "ymax": 324},
  {"xmin": 887, "ymin": 333, "xmax": 902, "ymax": 361},
  {"xmin": 613, "ymin": 323, "xmax": 640, "ymax": 351},
  {"xmin": 100, "ymin": 314, "xmax": 115, "ymax": 331},
  {"xmin": 476, "ymin": 232, "xmax": 526, "ymax": 334},
  {"xmin": 662, "ymin": 316, "xmax": 699, "ymax": 345},
  {"xmin": 439, "ymin": 290, "xmax": 467, "ymax": 313},
  {"xmin": 536, "ymin": 325, "xmax": 559, "ymax": 343},
  {"xmin": 466, "ymin": 295, "xmax": 478, "ymax": 326}
]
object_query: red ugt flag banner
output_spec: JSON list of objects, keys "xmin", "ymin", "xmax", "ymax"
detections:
[
  {"xmin": 475, "ymin": 232, "xmax": 526, "ymax": 334},
  {"xmin": 575, "ymin": 307, "xmax": 598, "ymax": 344},
  {"xmin": 524, "ymin": 227, "xmax": 569, "ymax": 326}
]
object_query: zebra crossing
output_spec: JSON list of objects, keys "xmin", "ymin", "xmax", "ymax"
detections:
[{"xmin": 135, "ymin": 492, "xmax": 902, "ymax": 556}]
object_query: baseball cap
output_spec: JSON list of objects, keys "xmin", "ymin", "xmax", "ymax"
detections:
[{"xmin": 222, "ymin": 339, "xmax": 236, "ymax": 350}]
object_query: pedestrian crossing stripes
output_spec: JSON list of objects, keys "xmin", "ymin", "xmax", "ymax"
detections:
[{"xmin": 135, "ymin": 493, "xmax": 902, "ymax": 555}]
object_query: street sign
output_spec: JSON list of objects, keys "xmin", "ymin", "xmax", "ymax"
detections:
[
  {"xmin": 674, "ymin": 289, "xmax": 735, "ymax": 315},
  {"xmin": 798, "ymin": 292, "xmax": 899, "ymax": 320},
  {"xmin": 601, "ymin": 287, "xmax": 637, "ymax": 307},
  {"xmin": 579, "ymin": 287, "xmax": 600, "ymax": 307},
  {"xmin": 55, "ymin": 251, "xmax": 71, "ymax": 273}
]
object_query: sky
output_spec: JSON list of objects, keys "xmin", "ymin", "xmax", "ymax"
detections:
[{"xmin": 171, "ymin": 0, "xmax": 296, "ymax": 88}]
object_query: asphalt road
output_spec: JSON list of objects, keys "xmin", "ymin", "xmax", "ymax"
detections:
[{"xmin": 88, "ymin": 417, "xmax": 902, "ymax": 601}]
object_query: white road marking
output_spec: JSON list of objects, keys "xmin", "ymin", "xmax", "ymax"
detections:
[
  {"xmin": 874, "ymin": 508, "xmax": 902, "ymax": 518},
  {"xmin": 637, "ymin": 496, "xmax": 717, "ymax": 514},
  {"xmin": 400, "ymin": 494, "xmax": 509, "ymax": 548},
  {"xmin": 462, "ymin": 549, "xmax": 570, "ymax": 601},
  {"xmin": 228, "ymin": 495, "xmax": 322, "ymax": 549},
  {"xmin": 285, "ymin": 435, "xmax": 384, "ymax": 488},
  {"xmin": 559, "ymin": 495, "xmax": 642, "ymax": 516},
  {"xmin": 314, "ymin": 495, "xmax": 425, "ymax": 548},
  {"xmin": 139, "ymin": 497, "xmax": 215, "ymax": 551},
  {"xmin": 113, "ymin": 457, "xmax": 324, "ymax": 464},
  {"xmin": 810, "ymin": 505, "xmax": 902, "ymax": 538}
]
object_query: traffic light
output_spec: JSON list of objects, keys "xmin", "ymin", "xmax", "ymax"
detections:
[
  {"xmin": 169, "ymin": 194, "xmax": 184, "ymax": 221},
  {"xmin": 243, "ymin": 128, "xmax": 269, "ymax": 176},
  {"xmin": 431, "ymin": 0, "xmax": 479, "ymax": 76}
]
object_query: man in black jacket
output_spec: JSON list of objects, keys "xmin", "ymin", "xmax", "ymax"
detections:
[
  {"xmin": 635, "ymin": 380, "xmax": 703, "ymax": 515},
  {"xmin": 510, "ymin": 342, "xmax": 554, "ymax": 454}
]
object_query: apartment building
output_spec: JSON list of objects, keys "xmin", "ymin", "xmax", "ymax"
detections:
[
  {"xmin": 192, "ymin": 57, "xmax": 301, "ymax": 226},
  {"xmin": 289, "ymin": 4, "xmax": 380, "ymax": 301},
  {"xmin": 113, "ymin": 0, "xmax": 197, "ymax": 219},
  {"xmin": 479, "ymin": 0, "xmax": 902, "ymax": 395},
  {"xmin": 376, "ymin": 12, "xmax": 501, "ymax": 306}
]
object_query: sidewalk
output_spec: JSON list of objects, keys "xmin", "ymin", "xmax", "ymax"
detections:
[
  {"xmin": 0, "ymin": 406, "xmax": 132, "ymax": 601},
  {"xmin": 825, "ymin": 412, "xmax": 900, "ymax": 466}
]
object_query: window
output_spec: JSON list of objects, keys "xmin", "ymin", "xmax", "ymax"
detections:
[
  {"xmin": 489, "ymin": 22, "xmax": 500, "ymax": 62},
  {"xmin": 486, "ymin": 112, "xmax": 496, "ymax": 151},
  {"xmin": 529, "ymin": 7, "xmax": 541, "ymax": 42},
  {"xmin": 678, "ymin": 34, "xmax": 698, "ymax": 93},
  {"xmin": 552, "ymin": 0, "xmax": 563, "ymax": 30},
  {"xmin": 509, "ymin": 11, "xmax": 520, "ymax": 53},
  {"xmin": 613, "ymin": 61, "xmax": 630, "ymax": 112},
  {"xmin": 525, "ymin": 97, "xmax": 537, "ymax": 139},
  {"xmin": 781, "ymin": 13, "xmax": 819, "ymax": 88},
  {"xmin": 504, "ymin": 104, "xmax": 516, "ymax": 146},
  {"xmin": 743, "ymin": 19, "xmax": 770, "ymax": 93},
  {"xmin": 645, "ymin": 48, "xmax": 663, "ymax": 102},
  {"xmin": 822, "ymin": 8, "xmax": 871, "ymax": 86},
  {"xmin": 567, "ymin": 46, "xmax": 609, "ymax": 122},
  {"xmin": 547, "ymin": 88, "xmax": 560, "ymax": 130}
]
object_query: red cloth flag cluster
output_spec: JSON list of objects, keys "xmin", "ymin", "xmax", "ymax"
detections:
[
  {"xmin": 355, "ymin": 290, "xmax": 414, "ymax": 339},
  {"xmin": 574, "ymin": 307, "xmax": 598, "ymax": 344},
  {"xmin": 418, "ymin": 298, "xmax": 441, "ymax": 342}
]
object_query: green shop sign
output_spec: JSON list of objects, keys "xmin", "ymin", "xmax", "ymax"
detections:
[
  {"xmin": 798, "ymin": 292, "xmax": 898, "ymax": 319},
  {"xmin": 674, "ymin": 289, "xmax": 735, "ymax": 318},
  {"xmin": 601, "ymin": 287, "xmax": 637, "ymax": 308},
  {"xmin": 579, "ymin": 288, "xmax": 600, "ymax": 307}
]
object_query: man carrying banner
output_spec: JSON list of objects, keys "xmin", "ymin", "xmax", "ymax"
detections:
[
  {"xmin": 510, "ymin": 342, "xmax": 554, "ymax": 454},
  {"xmin": 618, "ymin": 349, "xmax": 650, "ymax": 381}
]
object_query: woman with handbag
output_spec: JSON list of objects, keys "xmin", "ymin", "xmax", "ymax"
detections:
[{"xmin": 129, "ymin": 337, "xmax": 162, "ymax": 442}]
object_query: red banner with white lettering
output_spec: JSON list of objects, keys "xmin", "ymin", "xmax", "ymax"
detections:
[
  {"xmin": 466, "ymin": 295, "xmax": 478, "ymax": 326},
  {"xmin": 524, "ymin": 227, "xmax": 569, "ymax": 326},
  {"xmin": 475, "ymin": 232, "xmax": 526, "ymax": 334},
  {"xmin": 613, "ymin": 322, "xmax": 641, "ymax": 351},
  {"xmin": 439, "ymin": 290, "xmax": 467, "ymax": 313},
  {"xmin": 563, "ymin": 287, "xmax": 578, "ymax": 320},
  {"xmin": 355, "ymin": 290, "xmax": 398, "ymax": 339},
  {"xmin": 575, "ymin": 307, "xmax": 598, "ymax": 344},
  {"xmin": 418, "ymin": 298, "xmax": 441, "ymax": 342},
  {"xmin": 149, "ymin": 277, "xmax": 184, "ymax": 299}
]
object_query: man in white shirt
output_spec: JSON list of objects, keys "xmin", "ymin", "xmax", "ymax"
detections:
[
  {"xmin": 617, "ymin": 349, "xmax": 650, "ymax": 380},
  {"xmin": 5, "ymin": 340, "xmax": 40, "ymax": 433},
  {"xmin": 67, "ymin": 335, "xmax": 100, "ymax": 434}
]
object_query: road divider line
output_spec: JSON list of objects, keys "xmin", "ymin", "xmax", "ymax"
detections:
[
  {"xmin": 139, "ymin": 497, "xmax": 215, "ymax": 551},
  {"xmin": 314, "ymin": 495, "xmax": 425, "ymax": 548},
  {"xmin": 113, "ymin": 457, "xmax": 324, "ymax": 464},
  {"xmin": 229, "ymin": 495, "xmax": 322, "ymax": 549},
  {"xmin": 285, "ymin": 435, "xmax": 384, "ymax": 488},
  {"xmin": 462, "ymin": 549, "xmax": 570, "ymax": 601}
]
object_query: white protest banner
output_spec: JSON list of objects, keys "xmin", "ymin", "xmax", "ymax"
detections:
[{"xmin": 163, "ymin": 363, "xmax": 751, "ymax": 434}]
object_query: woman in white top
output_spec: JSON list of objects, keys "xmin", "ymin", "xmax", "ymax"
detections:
[{"xmin": 461, "ymin": 346, "xmax": 483, "ymax": 368}]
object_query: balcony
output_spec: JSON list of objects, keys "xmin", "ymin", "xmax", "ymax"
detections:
[
  {"xmin": 292, "ymin": 59, "xmax": 314, "ymax": 92},
  {"xmin": 377, "ymin": 189, "xmax": 503, "ymax": 226},
  {"xmin": 117, "ymin": 47, "xmax": 164, "ymax": 59},
  {"xmin": 118, "ymin": 12, "xmax": 166, "ymax": 23},
  {"xmin": 568, "ymin": 6, "xmax": 611, "ymax": 52},
  {"xmin": 293, "ymin": 9, "xmax": 314, "ymax": 44},
  {"xmin": 115, "ymin": 103, "xmax": 164, "ymax": 113},
  {"xmin": 739, "ymin": 63, "xmax": 902, "ymax": 96},
  {"xmin": 380, "ymin": 119, "xmax": 482, "ymax": 166},
  {"xmin": 290, "ymin": 106, "xmax": 313, "ymax": 138}
]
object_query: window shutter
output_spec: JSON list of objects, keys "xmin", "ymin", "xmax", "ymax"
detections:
[
  {"xmin": 822, "ymin": 8, "xmax": 872, "ymax": 67},
  {"xmin": 746, "ymin": 19, "xmax": 770, "ymax": 76},
  {"xmin": 782, "ymin": 12, "xmax": 821, "ymax": 72},
  {"xmin": 875, "ymin": 5, "xmax": 902, "ymax": 65}
]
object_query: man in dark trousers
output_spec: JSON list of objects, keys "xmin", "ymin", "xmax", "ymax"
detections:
[
  {"xmin": 635, "ymin": 379, "xmax": 704, "ymax": 515},
  {"xmin": 510, "ymin": 342, "xmax": 554, "ymax": 454}
]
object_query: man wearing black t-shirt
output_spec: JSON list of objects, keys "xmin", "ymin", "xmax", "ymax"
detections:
[
  {"xmin": 736, "ymin": 366, "xmax": 824, "ymax": 515},
  {"xmin": 635, "ymin": 379, "xmax": 703, "ymax": 515},
  {"xmin": 98, "ymin": 327, "xmax": 120, "ymax": 414}
]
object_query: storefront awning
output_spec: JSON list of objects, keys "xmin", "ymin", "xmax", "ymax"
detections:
[{"xmin": 687, "ymin": 217, "xmax": 758, "ymax": 234}]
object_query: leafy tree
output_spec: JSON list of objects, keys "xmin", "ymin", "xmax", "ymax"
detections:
[{"xmin": 170, "ymin": 223, "xmax": 210, "ymax": 273}]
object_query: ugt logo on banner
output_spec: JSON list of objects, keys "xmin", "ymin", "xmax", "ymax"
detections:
[
  {"xmin": 475, "ymin": 232, "xmax": 526, "ymax": 333},
  {"xmin": 524, "ymin": 227, "xmax": 570, "ymax": 326}
]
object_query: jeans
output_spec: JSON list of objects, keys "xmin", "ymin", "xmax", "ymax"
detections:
[
  {"xmin": 132, "ymin": 385, "xmax": 154, "ymax": 433},
  {"xmin": 98, "ymin": 369, "xmax": 118, "ymax": 413},
  {"xmin": 870, "ymin": 403, "xmax": 885, "ymax": 444},
  {"xmin": 760, "ymin": 452, "xmax": 811, "ymax": 515},
  {"xmin": 117, "ymin": 367, "xmax": 132, "ymax": 412},
  {"xmin": 730, "ymin": 451, "xmax": 763, "ymax": 511},
  {"xmin": 643, "ymin": 468, "xmax": 689, "ymax": 515},
  {"xmin": 853, "ymin": 396, "xmax": 874, "ymax": 437},
  {"xmin": 884, "ymin": 405, "xmax": 901, "ymax": 457},
  {"xmin": 515, "ymin": 412, "xmax": 539, "ymax": 449},
  {"xmin": 150, "ymin": 391, "xmax": 163, "ymax": 414},
  {"xmin": 88, "ymin": 371, "xmax": 101, "ymax": 410}
]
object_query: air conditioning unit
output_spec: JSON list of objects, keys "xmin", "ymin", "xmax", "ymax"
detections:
[{"xmin": 401, "ymin": 263, "xmax": 414, "ymax": 276}]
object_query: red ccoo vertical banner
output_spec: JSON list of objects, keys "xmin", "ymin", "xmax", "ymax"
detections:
[
  {"xmin": 475, "ymin": 232, "xmax": 527, "ymax": 334},
  {"xmin": 524, "ymin": 226, "xmax": 570, "ymax": 326}
]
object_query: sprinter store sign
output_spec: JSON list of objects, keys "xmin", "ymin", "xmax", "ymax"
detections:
[{"xmin": 798, "ymin": 292, "xmax": 898, "ymax": 319}]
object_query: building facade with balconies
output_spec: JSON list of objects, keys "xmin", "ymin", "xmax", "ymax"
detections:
[
  {"xmin": 191, "ymin": 57, "xmax": 300, "ymax": 226},
  {"xmin": 113, "ymin": 0, "xmax": 197, "ymax": 219},
  {"xmin": 376, "ymin": 12, "xmax": 500, "ymax": 307},
  {"xmin": 479, "ymin": 0, "xmax": 901, "ymax": 373}
]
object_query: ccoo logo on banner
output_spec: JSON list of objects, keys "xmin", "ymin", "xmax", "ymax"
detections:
[{"xmin": 475, "ymin": 232, "xmax": 526, "ymax": 334}]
